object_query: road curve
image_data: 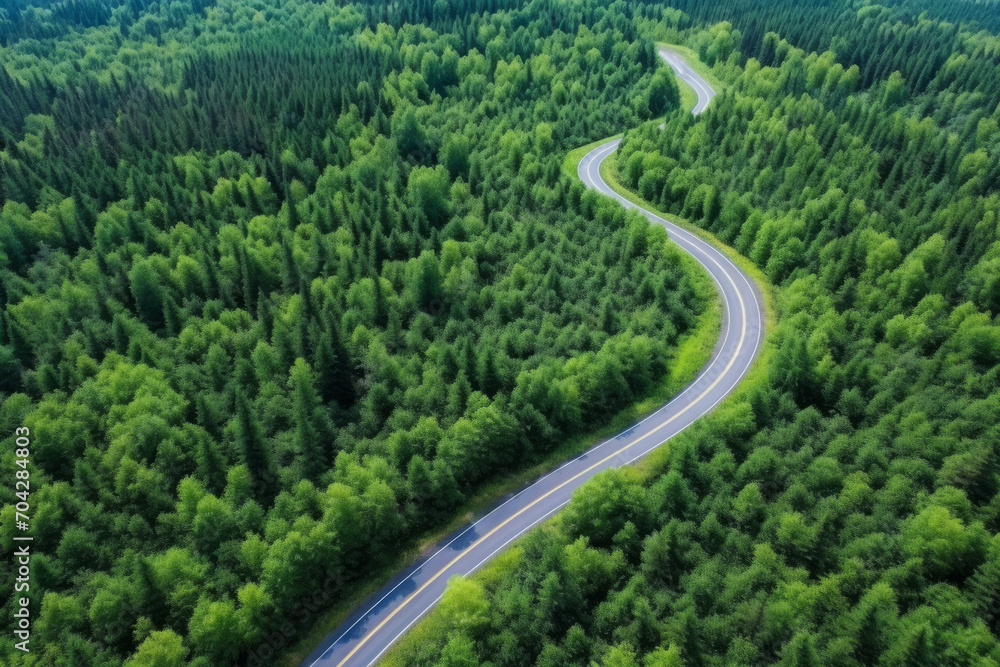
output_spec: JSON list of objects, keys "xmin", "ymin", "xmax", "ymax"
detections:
[
  {"xmin": 302, "ymin": 49, "xmax": 761, "ymax": 667},
  {"xmin": 659, "ymin": 47, "xmax": 716, "ymax": 114}
]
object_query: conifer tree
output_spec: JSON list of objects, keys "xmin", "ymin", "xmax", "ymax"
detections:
[
  {"xmin": 234, "ymin": 391, "xmax": 273, "ymax": 501},
  {"xmin": 290, "ymin": 358, "xmax": 325, "ymax": 480}
]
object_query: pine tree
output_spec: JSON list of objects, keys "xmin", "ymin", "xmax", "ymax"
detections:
[
  {"xmin": 781, "ymin": 631, "xmax": 821, "ymax": 667},
  {"xmin": 432, "ymin": 459, "xmax": 464, "ymax": 511},
  {"xmin": 129, "ymin": 260, "xmax": 165, "ymax": 329},
  {"xmin": 407, "ymin": 455, "xmax": 434, "ymax": 505},
  {"xmin": 477, "ymin": 346, "xmax": 502, "ymax": 397},
  {"xmin": 447, "ymin": 371, "xmax": 471, "ymax": 420},
  {"xmin": 290, "ymin": 358, "xmax": 325, "ymax": 481},
  {"xmin": 281, "ymin": 233, "xmax": 300, "ymax": 293},
  {"xmin": 970, "ymin": 548, "xmax": 1000, "ymax": 634},
  {"xmin": 892, "ymin": 625, "xmax": 938, "ymax": 667},
  {"xmin": 314, "ymin": 316, "xmax": 355, "ymax": 409},
  {"xmin": 196, "ymin": 431, "xmax": 227, "ymax": 495},
  {"xmin": 239, "ymin": 245, "xmax": 258, "ymax": 310},
  {"xmin": 234, "ymin": 391, "xmax": 273, "ymax": 501}
]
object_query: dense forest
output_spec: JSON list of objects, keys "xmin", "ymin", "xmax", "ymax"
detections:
[
  {"xmin": 384, "ymin": 1, "xmax": 1000, "ymax": 667},
  {"xmin": 4, "ymin": 0, "xmax": 1000, "ymax": 666},
  {"xmin": 0, "ymin": 1, "xmax": 717, "ymax": 665}
]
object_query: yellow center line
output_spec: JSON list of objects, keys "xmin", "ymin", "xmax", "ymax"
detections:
[{"xmin": 334, "ymin": 147, "xmax": 749, "ymax": 667}]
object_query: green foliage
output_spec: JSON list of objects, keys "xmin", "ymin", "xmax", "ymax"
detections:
[
  {"xmin": 384, "ymin": 3, "xmax": 1000, "ymax": 667},
  {"xmin": 7, "ymin": 0, "xmax": 1000, "ymax": 664},
  {"xmin": 0, "ymin": 1, "xmax": 694, "ymax": 665},
  {"xmin": 125, "ymin": 630, "xmax": 188, "ymax": 667}
]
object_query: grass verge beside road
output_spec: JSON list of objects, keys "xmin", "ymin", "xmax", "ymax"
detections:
[
  {"xmin": 283, "ymin": 299, "xmax": 720, "ymax": 666},
  {"xmin": 305, "ymin": 45, "xmax": 751, "ymax": 667},
  {"xmin": 381, "ymin": 103, "xmax": 777, "ymax": 667},
  {"xmin": 278, "ymin": 165, "xmax": 722, "ymax": 667},
  {"xmin": 561, "ymin": 134, "xmax": 621, "ymax": 179},
  {"xmin": 658, "ymin": 42, "xmax": 726, "ymax": 105},
  {"xmin": 381, "ymin": 158, "xmax": 778, "ymax": 667}
]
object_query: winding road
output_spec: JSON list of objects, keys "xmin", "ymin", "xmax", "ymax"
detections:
[
  {"xmin": 659, "ymin": 47, "xmax": 716, "ymax": 114},
  {"xmin": 302, "ymin": 48, "xmax": 762, "ymax": 667}
]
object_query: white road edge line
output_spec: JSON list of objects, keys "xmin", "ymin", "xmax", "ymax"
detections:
[
  {"xmin": 308, "ymin": 48, "xmax": 758, "ymax": 667},
  {"xmin": 362, "ymin": 500, "xmax": 571, "ymax": 667},
  {"xmin": 312, "ymin": 131, "xmax": 742, "ymax": 667}
]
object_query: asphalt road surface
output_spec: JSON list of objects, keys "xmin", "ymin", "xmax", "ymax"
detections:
[
  {"xmin": 302, "ymin": 48, "xmax": 760, "ymax": 667},
  {"xmin": 659, "ymin": 47, "xmax": 716, "ymax": 114}
]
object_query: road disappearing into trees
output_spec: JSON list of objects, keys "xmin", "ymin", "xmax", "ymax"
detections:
[{"xmin": 303, "ymin": 48, "xmax": 762, "ymax": 667}]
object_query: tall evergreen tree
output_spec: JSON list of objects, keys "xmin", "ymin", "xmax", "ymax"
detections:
[{"xmin": 234, "ymin": 391, "xmax": 273, "ymax": 501}]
